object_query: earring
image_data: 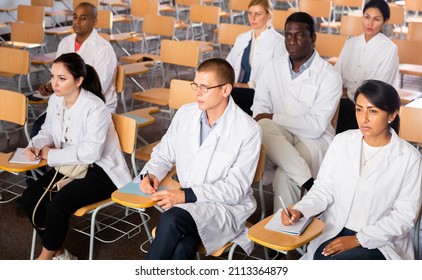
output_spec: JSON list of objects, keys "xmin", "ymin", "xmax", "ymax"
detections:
[{"xmin": 388, "ymin": 120, "xmax": 392, "ymax": 124}]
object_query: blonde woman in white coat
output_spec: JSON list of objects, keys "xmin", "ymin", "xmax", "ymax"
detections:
[
  {"xmin": 21, "ymin": 53, "xmax": 131, "ymax": 260},
  {"xmin": 226, "ymin": 0, "xmax": 286, "ymax": 115},
  {"xmin": 139, "ymin": 58, "xmax": 262, "ymax": 259},
  {"xmin": 335, "ymin": 0, "xmax": 399, "ymax": 133},
  {"xmin": 282, "ymin": 80, "xmax": 422, "ymax": 260}
]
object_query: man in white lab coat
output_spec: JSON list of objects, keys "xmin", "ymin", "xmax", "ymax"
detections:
[
  {"xmin": 251, "ymin": 12, "xmax": 342, "ymax": 211},
  {"xmin": 138, "ymin": 58, "xmax": 262, "ymax": 259}
]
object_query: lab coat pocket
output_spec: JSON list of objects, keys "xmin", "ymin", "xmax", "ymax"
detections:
[{"xmin": 297, "ymin": 84, "xmax": 318, "ymax": 109}]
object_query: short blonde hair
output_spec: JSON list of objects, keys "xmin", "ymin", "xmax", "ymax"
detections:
[{"xmin": 248, "ymin": 0, "xmax": 273, "ymax": 13}]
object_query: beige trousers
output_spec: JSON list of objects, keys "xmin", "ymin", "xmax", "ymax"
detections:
[{"xmin": 258, "ymin": 119, "xmax": 312, "ymax": 212}]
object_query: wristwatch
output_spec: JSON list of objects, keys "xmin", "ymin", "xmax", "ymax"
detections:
[{"xmin": 355, "ymin": 234, "xmax": 361, "ymax": 245}]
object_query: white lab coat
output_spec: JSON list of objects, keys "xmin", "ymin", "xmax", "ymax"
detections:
[
  {"xmin": 295, "ymin": 129, "xmax": 422, "ymax": 260},
  {"xmin": 252, "ymin": 52, "xmax": 342, "ymax": 177},
  {"xmin": 141, "ymin": 98, "xmax": 262, "ymax": 255},
  {"xmin": 226, "ymin": 27, "xmax": 286, "ymax": 88},
  {"xmin": 335, "ymin": 33, "xmax": 400, "ymax": 101},
  {"xmin": 31, "ymin": 89, "xmax": 131, "ymax": 189},
  {"xmin": 57, "ymin": 29, "xmax": 118, "ymax": 112}
]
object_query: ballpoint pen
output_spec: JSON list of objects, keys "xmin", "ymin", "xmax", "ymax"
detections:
[
  {"xmin": 146, "ymin": 170, "xmax": 154, "ymax": 187},
  {"xmin": 30, "ymin": 138, "xmax": 40, "ymax": 159},
  {"xmin": 278, "ymin": 195, "xmax": 293, "ymax": 223}
]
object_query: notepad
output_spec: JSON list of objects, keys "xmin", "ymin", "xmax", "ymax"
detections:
[
  {"xmin": 264, "ymin": 208, "xmax": 314, "ymax": 236},
  {"xmin": 9, "ymin": 148, "xmax": 41, "ymax": 164}
]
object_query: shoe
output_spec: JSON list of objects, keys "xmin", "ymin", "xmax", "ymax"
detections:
[{"xmin": 52, "ymin": 249, "xmax": 78, "ymax": 260}]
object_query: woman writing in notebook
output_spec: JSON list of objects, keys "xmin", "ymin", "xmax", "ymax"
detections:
[
  {"xmin": 281, "ymin": 80, "xmax": 422, "ymax": 260},
  {"xmin": 20, "ymin": 53, "xmax": 131, "ymax": 260},
  {"xmin": 226, "ymin": 0, "xmax": 286, "ymax": 115}
]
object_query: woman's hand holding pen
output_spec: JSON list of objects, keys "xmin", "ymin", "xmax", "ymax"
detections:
[
  {"xmin": 24, "ymin": 147, "xmax": 41, "ymax": 161},
  {"xmin": 281, "ymin": 208, "xmax": 303, "ymax": 226}
]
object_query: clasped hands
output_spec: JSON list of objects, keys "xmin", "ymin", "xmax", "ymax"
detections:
[
  {"xmin": 139, "ymin": 173, "xmax": 185, "ymax": 210},
  {"xmin": 280, "ymin": 208, "xmax": 359, "ymax": 257}
]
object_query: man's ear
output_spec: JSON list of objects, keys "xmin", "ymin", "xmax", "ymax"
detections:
[{"xmin": 222, "ymin": 84, "xmax": 232, "ymax": 98}]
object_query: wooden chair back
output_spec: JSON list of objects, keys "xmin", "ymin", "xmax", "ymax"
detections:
[
  {"xmin": 168, "ymin": 79, "xmax": 196, "ymax": 110},
  {"xmin": 73, "ymin": 0, "xmax": 99, "ymax": 9},
  {"xmin": 160, "ymin": 39, "xmax": 200, "ymax": 68},
  {"xmin": 392, "ymin": 39, "xmax": 422, "ymax": 65},
  {"xmin": 388, "ymin": 3, "xmax": 405, "ymax": 26},
  {"xmin": 112, "ymin": 113, "xmax": 138, "ymax": 155},
  {"xmin": 405, "ymin": 0, "xmax": 422, "ymax": 13},
  {"xmin": 189, "ymin": 4, "xmax": 220, "ymax": 25},
  {"xmin": 332, "ymin": 0, "xmax": 362, "ymax": 9},
  {"xmin": 253, "ymin": 144, "xmax": 266, "ymax": 184},
  {"xmin": 115, "ymin": 65, "xmax": 125, "ymax": 95},
  {"xmin": 17, "ymin": 5, "xmax": 44, "ymax": 25},
  {"xmin": 339, "ymin": 15, "xmax": 363, "ymax": 37},
  {"xmin": 0, "ymin": 89, "xmax": 27, "ymax": 126},
  {"xmin": 143, "ymin": 14, "xmax": 175, "ymax": 37},
  {"xmin": 0, "ymin": 47, "xmax": 30, "ymax": 76},
  {"xmin": 407, "ymin": 22, "xmax": 422, "ymax": 42},
  {"xmin": 31, "ymin": 0, "xmax": 54, "ymax": 7},
  {"xmin": 218, "ymin": 23, "xmax": 251, "ymax": 46},
  {"xmin": 176, "ymin": 0, "xmax": 201, "ymax": 6},
  {"xmin": 131, "ymin": 0, "xmax": 159, "ymax": 17},
  {"xmin": 229, "ymin": 0, "xmax": 249, "ymax": 11},
  {"xmin": 272, "ymin": 9, "xmax": 294, "ymax": 32},
  {"xmin": 96, "ymin": 9, "xmax": 113, "ymax": 30},
  {"xmin": 299, "ymin": 0, "xmax": 332, "ymax": 19},
  {"xmin": 11, "ymin": 22, "xmax": 44, "ymax": 45},
  {"xmin": 315, "ymin": 32, "xmax": 347, "ymax": 58},
  {"xmin": 399, "ymin": 106, "xmax": 422, "ymax": 145}
]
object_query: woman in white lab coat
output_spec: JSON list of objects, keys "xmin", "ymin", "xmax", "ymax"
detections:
[
  {"xmin": 282, "ymin": 80, "xmax": 422, "ymax": 260},
  {"xmin": 21, "ymin": 53, "xmax": 131, "ymax": 260},
  {"xmin": 335, "ymin": 0, "xmax": 400, "ymax": 133},
  {"xmin": 226, "ymin": 0, "xmax": 286, "ymax": 115}
]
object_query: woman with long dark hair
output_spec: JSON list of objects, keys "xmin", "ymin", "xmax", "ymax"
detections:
[{"xmin": 21, "ymin": 53, "xmax": 131, "ymax": 260}]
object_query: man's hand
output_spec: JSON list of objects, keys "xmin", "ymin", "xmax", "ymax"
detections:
[
  {"xmin": 254, "ymin": 113, "xmax": 273, "ymax": 122},
  {"xmin": 151, "ymin": 189, "xmax": 185, "ymax": 210},
  {"xmin": 38, "ymin": 82, "xmax": 53, "ymax": 96},
  {"xmin": 139, "ymin": 173, "xmax": 159, "ymax": 194}
]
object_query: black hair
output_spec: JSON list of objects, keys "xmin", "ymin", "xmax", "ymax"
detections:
[
  {"xmin": 197, "ymin": 58, "xmax": 235, "ymax": 86},
  {"xmin": 363, "ymin": 0, "xmax": 390, "ymax": 22},
  {"xmin": 354, "ymin": 80, "xmax": 400, "ymax": 133},
  {"xmin": 53, "ymin": 53, "xmax": 104, "ymax": 102},
  {"xmin": 285, "ymin": 12, "xmax": 315, "ymax": 36}
]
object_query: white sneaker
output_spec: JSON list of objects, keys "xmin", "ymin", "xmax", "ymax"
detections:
[{"xmin": 52, "ymin": 249, "xmax": 78, "ymax": 260}]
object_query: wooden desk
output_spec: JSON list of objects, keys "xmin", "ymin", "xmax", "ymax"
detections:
[
  {"xmin": 112, "ymin": 167, "xmax": 180, "ymax": 209},
  {"xmin": 248, "ymin": 214, "xmax": 326, "ymax": 252},
  {"xmin": 0, "ymin": 152, "xmax": 47, "ymax": 173}
]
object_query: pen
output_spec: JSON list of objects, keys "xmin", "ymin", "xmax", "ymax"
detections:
[
  {"xmin": 30, "ymin": 138, "xmax": 40, "ymax": 158},
  {"xmin": 278, "ymin": 195, "xmax": 293, "ymax": 222},
  {"xmin": 146, "ymin": 170, "xmax": 154, "ymax": 187}
]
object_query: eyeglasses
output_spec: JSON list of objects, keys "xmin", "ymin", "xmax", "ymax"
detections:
[{"xmin": 190, "ymin": 82, "xmax": 227, "ymax": 93}]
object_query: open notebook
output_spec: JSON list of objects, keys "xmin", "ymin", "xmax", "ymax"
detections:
[
  {"xmin": 9, "ymin": 148, "xmax": 41, "ymax": 164},
  {"xmin": 265, "ymin": 208, "xmax": 314, "ymax": 236}
]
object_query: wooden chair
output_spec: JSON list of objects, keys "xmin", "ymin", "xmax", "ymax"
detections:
[
  {"xmin": 399, "ymin": 105, "xmax": 422, "ymax": 259},
  {"xmin": 320, "ymin": 0, "xmax": 363, "ymax": 33},
  {"xmin": 160, "ymin": 0, "xmax": 201, "ymax": 22},
  {"xmin": 247, "ymin": 213, "xmax": 326, "ymax": 258},
  {"xmin": 31, "ymin": 0, "xmax": 69, "ymax": 27},
  {"xmin": 219, "ymin": 0, "xmax": 249, "ymax": 25},
  {"xmin": 17, "ymin": 5, "xmax": 45, "ymax": 26},
  {"xmin": 392, "ymin": 38, "xmax": 422, "ymax": 90},
  {"xmin": 30, "ymin": 113, "xmax": 140, "ymax": 260},
  {"xmin": 217, "ymin": 23, "xmax": 251, "ymax": 55},
  {"xmin": 123, "ymin": 39, "xmax": 201, "ymax": 115},
  {"xmin": 122, "ymin": 0, "xmax": 160, "ymax": 32},
  {"xmin": 0, "ymin": 89, "xmax": 47, "ymax": 203},
  {"xmin": 272, "ymin": 9, "xmax": 295, "ymax": 33},
  {"xmin": 5, "ymin": 22, "xmax": 45, "ymax": 52},
  {"xmin": 0, "ymin": 47, "xmax": 32, "ymax": 93},
  {"xmin": 389, "ymin": 3, "xmax": 406, "ymax": 39},
  {"xmin": 403, "ymin": 0, "xmax": 422, "ymax": 24},
  {"xmin": 298, "ymin": 0, "xmax": 333, "ymax": 33},
  {"xmin": 407, "ymin": 21, "xmax": 422, "ymax": 41},
  {"xmin": 314, "ymin": 32, "xmax": 347, "ymax": 66},
  {"xmin": 134, "ymin": 79, "xmax": 197, "ymax": 163},
  {"xmin": 339, "ymin": 14, "xmax": 363, "ymax": 37},
  {"xmin": 184, "ymin": 4, "xmax": 220, "ymax": 43}
]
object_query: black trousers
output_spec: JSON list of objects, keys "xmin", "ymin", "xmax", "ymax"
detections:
[
  {"xmin": 313, "ymin": 228, "xmax": 386, "ymax": 260},
  {"xmin": 21, "ymin": 163, "xmax": 117, "ymax": 251},
  {"xmin": 231, "ymin": 87, "xmax": 255, "ymax": 116},
  {"xmin": 336, "ymin": 98, "xmax": 358, "ymax": 134},
  {"xmin": 145, "ymin": 207, "xmax": 200, "ymax": 260}
]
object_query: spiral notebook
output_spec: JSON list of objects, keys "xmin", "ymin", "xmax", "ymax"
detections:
[{"xmin": 264, "ymin": 208, "xmax": 314, "ymax": 236}]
